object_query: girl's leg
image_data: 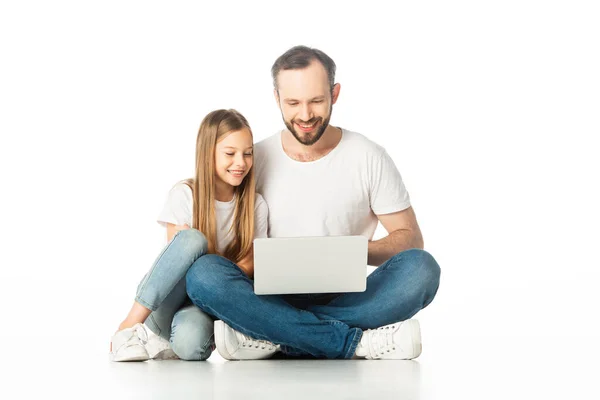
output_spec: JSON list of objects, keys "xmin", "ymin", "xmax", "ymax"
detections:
[
  {"xmin": 169, "ymin": 304, "xmax": 216, "ymax": 360},
  {"xmin": 117, "ymin": 229, "xmax": 207, "ymax": 331},
  {"xmin": 142, "ymin": 276, "xmax": 187, "ymax": 340}
]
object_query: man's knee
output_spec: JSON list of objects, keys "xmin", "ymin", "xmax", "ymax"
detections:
[
  {"xmin": 392, "ymin": 249, "xmax": 441, "ymax": 292},
  {"xmin": 186, "ymin": 255, "xmax": 227, "ymax": 295},
  {"xmin": 170, "ymin": 306, "xmax": 214, "ymax": 361},
  {"xmin": 186, "ymin": 254, "xmax": 236, "ymax": 311}
]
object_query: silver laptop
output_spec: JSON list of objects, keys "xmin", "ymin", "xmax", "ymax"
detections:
[{"xmin": 253, "ymin": 236, "xmax": 368, "ymax": 295}]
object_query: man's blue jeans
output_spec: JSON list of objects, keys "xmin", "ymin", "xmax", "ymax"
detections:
[{"xmin": 185, "ymin": 249, "xmax": 441, "ymax": 359}]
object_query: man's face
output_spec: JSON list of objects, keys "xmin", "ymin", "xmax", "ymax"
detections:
[{"xmin": 275, "ymin": 61, "xmax": 339, "ymax": 146}]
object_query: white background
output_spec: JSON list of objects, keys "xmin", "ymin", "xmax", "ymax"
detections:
[{"xmin": 1, "ymin": 0, "xmax": 599, "ymax": 398}]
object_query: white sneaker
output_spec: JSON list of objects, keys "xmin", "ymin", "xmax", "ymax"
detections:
[
  {"xmin": 110, "ymin": 323, "xmax": 150, "ymax": 362},
  {"xmin": 214, "ymin": 320, "xmax": 280, "ymax": 360},
  {"xmin": 145, "ymin": 332, "xmax": 179, "ymax": 360},
  {"xmin": 354, "ymin": 319, "xmax": 422, "ymax": 360}
]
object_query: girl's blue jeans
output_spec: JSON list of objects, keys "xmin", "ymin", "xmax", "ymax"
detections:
[{"xmin": 136, "ymin": 229, "xmax": 215, "ymax": 360}]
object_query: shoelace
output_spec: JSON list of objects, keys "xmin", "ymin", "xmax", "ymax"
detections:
[
  {"xmin": 368, "ymin": 324, "xmax": 399, "ymax": 358},
  {"xmin": 122, "ymin": 324, "xmax": 148, "ymax": 349},
  {"xmin": 237, "ymin": 331, "xmax": 277, "ymax": 351}
]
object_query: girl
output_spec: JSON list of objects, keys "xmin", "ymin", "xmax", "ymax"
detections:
[{"xmin": 110, "ymin": 109, "xmax": 268, "ymax": 362}]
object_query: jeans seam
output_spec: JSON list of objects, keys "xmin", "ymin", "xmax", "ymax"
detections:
[{"xmin": 198, "ymin": 333, "xmax": 215, "ymax": 359}]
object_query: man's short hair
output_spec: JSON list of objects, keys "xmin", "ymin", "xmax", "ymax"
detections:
[{"xmin": 271, "ymin": 45, "xmax": 336, "ymax": 93}]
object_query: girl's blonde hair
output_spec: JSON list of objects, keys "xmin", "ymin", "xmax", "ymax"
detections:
[{"xmin": 182, "ymin": 109, "xmax": 255, "ymax": 263}]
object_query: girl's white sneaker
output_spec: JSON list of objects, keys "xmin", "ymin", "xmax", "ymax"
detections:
[
  {"xmin": 145, "ymin": 332, "xmax": 179, "ymax": 360},
  {"xmin": 110, "ymin": 323, "xmax": 150, "ymax": 362}
]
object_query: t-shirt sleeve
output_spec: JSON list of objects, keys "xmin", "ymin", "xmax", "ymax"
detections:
[
  {"xmin": 157, "ymin": 183, "xmax": 193, "ymax": 227},
  {"xmin": 369, "ymin": 149, "xmax": 411, "ymax": 215},
  {"xmin": 254, "ymin": 194, "xmax": 269, "ymax": 239}
]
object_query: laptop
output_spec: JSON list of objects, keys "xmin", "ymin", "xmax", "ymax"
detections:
[{"xmin": 253, "ymin": 235, "xmax": 368, "ymax": 295}]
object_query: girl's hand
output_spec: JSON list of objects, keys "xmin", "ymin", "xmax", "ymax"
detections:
[
  {"xmin": 166, "ymin": 223, "xmax": 190, "ymax": 242},
  {"xmin": 236, "ymin": 248, "xmax": 254, "ymax": 278}
]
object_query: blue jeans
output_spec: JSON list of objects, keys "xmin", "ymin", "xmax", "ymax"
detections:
[
  {"xmin": 136, "ymin": 229, "xmax": 216, "ymax": 360},
  {"xmin": 185, "ymin": 248, "xmax": 441, "ymax": 359}
]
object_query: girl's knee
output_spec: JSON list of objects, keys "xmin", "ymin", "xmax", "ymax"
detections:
[
  {"xmin": 174, "ymin": 229, "xmax": 208, "ymax": 257},
  {"xmin": 170, "ymin": 307, "xmax": 214, "ymax": 361},
  {"xmin": 170, "ymin": 335, "xmax": 213, "ymax": 361}
]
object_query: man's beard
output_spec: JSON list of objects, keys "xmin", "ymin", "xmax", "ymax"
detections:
[{"xmin": 283, "ymin": 105, "xmax": 333, "ymax": 146}]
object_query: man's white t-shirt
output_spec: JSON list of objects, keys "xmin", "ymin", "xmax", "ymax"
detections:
[
  {"xmin": 254, "ymin": 129, "xmax": 411, "ymax": 240},
  {"xmin": 157, "ymin": 183, "xmax": 269, "ymax": 252}
]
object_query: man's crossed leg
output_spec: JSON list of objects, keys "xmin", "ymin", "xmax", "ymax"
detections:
[{"xmin": 185, "ymin": 249, "xmax": 441, "ymax": 360}]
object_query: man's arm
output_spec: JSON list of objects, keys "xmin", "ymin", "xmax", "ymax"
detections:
[{"xmin": 367, "ymin": 206, "xmax": 424, "ymax": 266}]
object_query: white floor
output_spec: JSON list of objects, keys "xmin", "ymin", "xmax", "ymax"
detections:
[
  {"xmin": 6, "ymin": 333, "xmax": 598, "ymax": 399},
  {"xmin": 3, "ymin": 2, "xmax": 600, "ymax": 398}
]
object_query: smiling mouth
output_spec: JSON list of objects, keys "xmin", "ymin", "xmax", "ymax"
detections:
[
  {"xmin": 295, "ymin": 120, "xmax": 319, "ymax": 132},
  {"xmin": 228, "ymin": 170, "xmax": 245, "ymax": 176}
]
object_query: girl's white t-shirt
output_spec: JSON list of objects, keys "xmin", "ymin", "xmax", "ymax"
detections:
[{"xmin": 157, "ymin": 183, "xmax": 269, "ymax": 252}]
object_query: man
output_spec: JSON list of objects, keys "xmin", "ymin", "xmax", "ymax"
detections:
[{"xmin": 185, "ymin": 45, "xmax": 441, "ymax": 360}]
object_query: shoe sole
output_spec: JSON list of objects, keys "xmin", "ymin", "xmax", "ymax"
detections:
[
  {"xmin": 152, "ymin": 349, "xmax": 179, "ymax": 360},
  {"xmin": 214, "ymin": 320, "xmax": 235, "ymax": 360},
  {"xmin": 110, "ymin": 352, "xmax": 150, "ymax": 362},
  {"xmin": 109, "ymin": 346, "xmax": 150, "ymax": 362}
]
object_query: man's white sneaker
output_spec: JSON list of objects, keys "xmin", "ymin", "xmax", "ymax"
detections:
[
  {"xmin": 145, "ymin": 332, "xmax": 179, "ymax": 360},
  {"xmin": 110, "ymin": 323, "xmax": 150, "ymax": 362},
  {"xmin": 354, "ymin": 319, "xmax": 422, "ymax": 360},
  {"xmin": 214, "ymin": 320, "xmax": 280, "ymax": 360}
]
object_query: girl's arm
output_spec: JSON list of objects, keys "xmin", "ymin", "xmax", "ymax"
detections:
[
  {"xmin": 166, "ymin": 223, "xmax": 190, "ymax": 242},
  {"xmin": 239, "ymin": 195, "xmax": 267, "ymax": 278},
  {"xmin": 237, "ymin": 247, "xmax": 254, "ymax": 278}
]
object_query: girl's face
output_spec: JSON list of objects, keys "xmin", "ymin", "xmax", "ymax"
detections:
[{"xmin": 214, "ymin": 128, "xmax": 254, "ymax": 189}]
